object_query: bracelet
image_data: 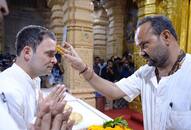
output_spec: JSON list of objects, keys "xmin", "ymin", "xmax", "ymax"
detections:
[
  {"xmin": 85, "ymin": 68, "xmax": 94, "ymax": 81},
  {"xmin": 79, "ymin": 64, "xmax": 88, "ymax": 75}
]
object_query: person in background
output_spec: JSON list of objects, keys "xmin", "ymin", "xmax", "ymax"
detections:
[
  {"xmin": 101, "ymin": 59, "xmax": 115, "ymax": 82},
  {"xmin": 120, "ymin": 58, "xmax": 135, "ymax": 78},
  {"xmin": 63, "ymin": 15, "xmax": 191, "ymax": 130},
  {"xmin": 98, "ymin": 59, "xmax": 106, "ymax": 76},
  {"xmin": 0, "ymin": 0, "xmax": 9, "ymax": 18},
  {"xmin": 48, "ymin": 53, "xmax": 64, "ymax": 86},
  {"xmin": 0, "ymin": 53, "xmax": 16, "ymax": 71},
  {"xmin": 93, "ymin": 56, "xmax": 100, "ymax": 75},
  {"xmin": 112, "ymin": 57, "xmax": 122, "ymax": 81}
]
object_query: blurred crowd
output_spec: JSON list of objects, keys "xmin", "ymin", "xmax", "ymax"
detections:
[
  {"xmin": 93, "ymin": 53, "xmax": 136, "ymax": 109},
  {"xmin": 0, "ymin": 53, "xmax": 16, "ymax": 72},
  {"xmin": 93, "ymin": 55, "xmax": 135, "ymax": 82}
]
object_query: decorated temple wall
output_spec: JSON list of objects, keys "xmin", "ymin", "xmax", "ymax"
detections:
[{"xmin": 93, "ymin": 8, "xmax": 108, "ymax": 60}]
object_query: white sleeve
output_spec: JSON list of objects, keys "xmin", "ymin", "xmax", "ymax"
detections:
[
  {"xmin": 115, "ymin": 69, "xmax": 143, "ymax": 102},
  {"xmin": 3, "ymin": 89, "xmax": 28, "ymax": 130},
  {"xmin": 0, "ymin": 94, "xmax": 20, "ymax": 130}
]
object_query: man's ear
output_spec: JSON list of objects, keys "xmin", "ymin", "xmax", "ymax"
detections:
[
  {"xmin": 161, "ymin": 29, "xmax": 171, "ymax": 46},
  {"xmin": 23, "ymin": 46, "xmax": 33, "ymax": 61}
]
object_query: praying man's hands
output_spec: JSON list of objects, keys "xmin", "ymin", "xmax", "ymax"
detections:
[
  {"xmin": 32, "ymin": 101, "xmax": 74, "ymax": 130},
  {"xmin": 38, "ymin": 85, "xmax": 66, "ymax": 113},
  {"xmin": 32, "ymin": 85, "xmax": 74, "ymax": 130}
]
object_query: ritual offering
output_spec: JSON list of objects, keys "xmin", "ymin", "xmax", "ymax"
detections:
[
  {"xmin": 88, "ymin": 117, "xmax": 132, "ymax": 130},
  {"xmin": 56, "ymin": 44, "xmax": 66, "ymax": 55}
]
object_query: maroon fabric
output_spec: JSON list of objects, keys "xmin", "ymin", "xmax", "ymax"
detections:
[
  {"xmin": 131, "ymin": 112, "xmax": 143, "ymax": 124},
  {"xmin": 103, "ymin": 108, "xmax": 144, "ymax": 130}
]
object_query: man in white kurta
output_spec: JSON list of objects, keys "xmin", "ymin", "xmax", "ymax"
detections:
[
  {"xmin": 0, "ymin": 63, "xmax": 40, "ymax": 130},
  {"xmin": 61, "ymin": 15, "xmax": 191, "ymax": 130},
  {"xmin": 0, "ymin": 23, "xmax": 69, "ymax": 130},
  {"xmin": 116, "ymin": 54, "xmax": 191, "ymax": 130}
]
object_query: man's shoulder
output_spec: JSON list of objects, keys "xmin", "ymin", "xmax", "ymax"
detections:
[
  {"xmin": 0, "ymin": 76, "xmax": 24, "ymax": 96},
  {"xmin": 185, "ymin": 53, "xmax": 191, "ymax": 60},
  {"xmin": 136, "ymin": 64, "xmax": 155, "ymax": 77},
  {"xmin": 0, "ymin": 65, "xmax": 15, "ymax": 77},
  {"xmin": 181, "ymin": 54, "xmax": 191, "ymax": 67},
  {"xmin": 0, "ymin": 65, "xmax": 23, "ymax": 89},
  {"xmin": 0, "ymin": 78, "xmax": 25, "ymax": 107}
]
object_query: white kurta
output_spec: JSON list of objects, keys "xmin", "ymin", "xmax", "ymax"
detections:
[
  {"xmin": 0, "ymin": 92, "xmax": 19, "ymax": 130},
  {"xmin": 0, "ymin": 63, "xmax": 40, "ymax": 130},
  {"xmin": 116, "ymin": 54, "xmax": 191, "ymax": 130}
]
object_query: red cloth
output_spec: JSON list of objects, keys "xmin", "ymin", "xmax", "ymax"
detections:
[{"xmin": 103, "ymin": 108, "xmax": 144, "ymax": 130}]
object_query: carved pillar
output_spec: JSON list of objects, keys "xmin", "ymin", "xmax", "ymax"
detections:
[
  {"xmin": 157, "ymin": 0, "xmax": 167, "ymax": 15},
  {"xmin": 187, "ymin": 2, "xmax": 191, "ymax": 53},
  {"xmin": 62, "ymin": 0, "xmax": 95, "ymax": 106},
  {"xmin": 165, "ymin": 0, "xmax": 190, "ymax": 52},
  {"xmin": 166, "ymin": 0, "xmax": 175, "ymax": 21},
  {"xmin": 166, "ymin": 0, "xmax": 182, "ymax": 36},
  {"xmin": 179, "ymin": 0, "xmax": 189, "ymax": 52},
  {"xmin": 93, "ymin": 7, "xmax": 108, "ymax": 59},
  {"xmin": 137, "ymin": 0, "xmax": 157, "ymax": 18},
  {"xmin": 48, "ymin": 0, "xmax": 64, "ymax": 44},
  {"xmin": 105, "ymin": 0, "xmax": 126, "ymax": 58}
]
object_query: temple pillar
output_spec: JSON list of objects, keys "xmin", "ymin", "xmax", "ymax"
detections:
[
  {"xmin": 166, "ymin": 0, "xmax": 182, "ymax": 36},
  {"xmin": 137, "ymin": 0, "xmax": 157, "ymax": 18},
  {"xmin": 187, "ymin": 2, "xmax": 191, "ymax": 53},
  {"xmin": 179, "ymin": 0, "xmax": 189, "ymax": 52},
  {"xmin": 93, "ymin": 7, "xmax": 108, "ymax": 59},
  {"xmin": 62, "ymin": 0, "xmax": 95, "ymax": 106},
  {"xmin": 165, "ymin": 0, "xmax": 190, "ymax": 53},
  {"xmin": 104, "ymin": 0, "xmax": 126, "ymax": 58},
  {"xmin": 48, "ymin": 0, "xmax": 64, "ymax": 44}
]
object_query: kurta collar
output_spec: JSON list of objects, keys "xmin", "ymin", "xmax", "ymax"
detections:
[{"xmin": 11, "ymin": 63, "xmax": 40, "ymax": 90}]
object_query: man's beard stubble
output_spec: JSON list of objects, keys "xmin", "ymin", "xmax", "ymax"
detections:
[{"xmin": 143, "ymin": 52, "xmax": 159, "ymax": 67}]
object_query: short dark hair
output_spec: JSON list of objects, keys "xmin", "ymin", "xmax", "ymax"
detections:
[
  {"xmin": 136, "ymin": 15, "xmax": 178, "ymax": 40},
  {"xmin": 15, "ymin": 25, "xmax": 56, "ymax": 56}
]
